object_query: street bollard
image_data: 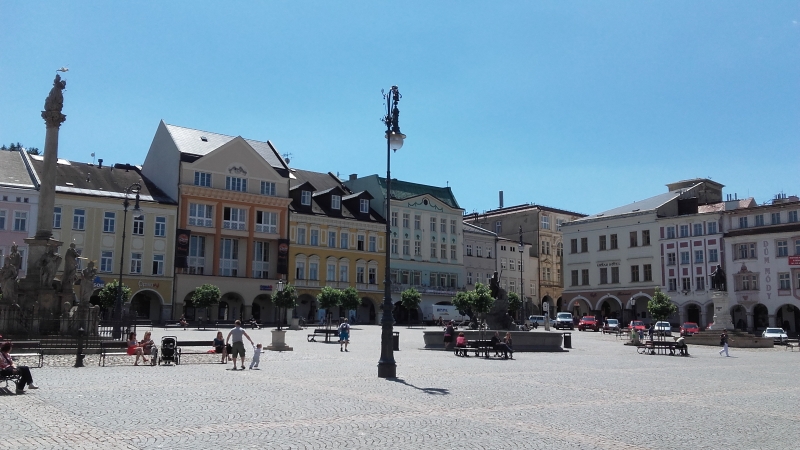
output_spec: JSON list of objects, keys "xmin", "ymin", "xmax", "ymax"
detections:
[{"xmin": 74, "ymin": 326, "xmax": 85, "ymax": 368}]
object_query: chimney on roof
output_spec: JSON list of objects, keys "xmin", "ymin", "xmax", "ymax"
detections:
[
  {"xmin": 499, "ymin": 191, "xmax": 504, "ymax": 208},
  {"xmin": 349, "ymin": 174, "xmax": 357, "ymax": 181},
  {"xmin": 98, "ymin": 159, "xmax": 103, "ymax": 168}
]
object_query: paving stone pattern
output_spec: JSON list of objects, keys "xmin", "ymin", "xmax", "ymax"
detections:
[{"xmin": 2, "ymin": 326, "xmax": 798, "ymax": 449}]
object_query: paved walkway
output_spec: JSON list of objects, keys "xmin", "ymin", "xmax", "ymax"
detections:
[{"xmin": 2, "ymin": 325, "xmax": 798, "ymax": 449}]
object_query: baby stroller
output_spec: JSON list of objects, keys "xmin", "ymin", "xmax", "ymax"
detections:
[{"xmin": 158, "ymin": 336, "xmax": 178, "ymax": 365}]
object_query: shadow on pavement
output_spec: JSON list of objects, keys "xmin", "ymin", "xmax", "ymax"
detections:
[{"xmin": 388, "ymin": 378, "xmax": 449, "ymax": 395}]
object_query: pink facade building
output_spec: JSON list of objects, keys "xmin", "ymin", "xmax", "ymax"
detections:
[{"xmin": 0, "ymin": 149, "xmax": 40, "ymax": 277}]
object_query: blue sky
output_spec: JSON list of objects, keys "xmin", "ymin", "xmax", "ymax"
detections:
[{"xmin": 1, "ymin": 1, "xmax": 798, "ymax": 216}]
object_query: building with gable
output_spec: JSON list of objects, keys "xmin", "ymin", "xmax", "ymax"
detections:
[
  {"xmin": 287, "ymin": 170, "xmax": 386, "ymax": 324},
  {"xmin": 142, "ymin": 121, "xmax": 292, "ymax": 323},
  {"xmin": 0, "ymin": 148, "xmax": 40, "ymax": 278},
  {"xmin": 344, "ymin": 174, "xmax": 464, "ymax": 323}
]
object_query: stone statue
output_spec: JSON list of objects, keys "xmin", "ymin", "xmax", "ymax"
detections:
[
  {"xmin": 42, "ymin": 74, "xmax": 67, "ymax": 127},
  {"xmin": 489, "ymin": 271, "xmax": 500, "ymax": 299},
  {"xmin": 61, "ymin": 243, "xmax": 79, "ymax": 290},
  {"xmin": 79, "ymin": 261, "xmax": 98, "ymax": 304},
  {"xmin": 39, "ymin": 243, "xmax": 62, "ymax": 288},
  {"xmin": 8, "ymin": 243, "xmax": 22, "ymax": 272},
  {"xmin": 0, "ymin": 256, "xmax": 19, "ymax": 303},
  {"xmin": 711, "ymin": 264, "xmax": 726, "ymax": 291}
]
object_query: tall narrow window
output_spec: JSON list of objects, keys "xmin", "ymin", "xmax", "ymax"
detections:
[
  {"xmin": 369, "ymin": 236, "xmax": 377, "ymax": 252},
  {"xmin": 328, "ymin": 231, "xmax": 337, "ymax": 248},
  {"xmin": 301, "ymin": 191, "xmax": 311, "ymax": 205},
  {"xmin": 331, "ymin": 195, "xmax": 341, "ymax": 210},
  {"xmin": 629, "ymin": 231, "xmax": 638, "ymax": 247},
  {"xmin": 611, "ymin": 267, "xmax": 620, "ymax": 284},
  {"xmin": 340, "ymin": 232, "xmax": 348, "ymax": 249},
  {"xmin": 103, "ymin": 212, "xmax": 115, "ymax": 233},
  {"xmin": 541, "ymin": 215, "xmax": 550, "ymax": 230},
  {"xmin": 296, "ymin": 227, "xmax": 306, "ymax": 245},
  {"xmin": 610, "ymin": 234, "xmax": 618, "ymax": 249},
  {"xmin": 430, "ymin": 217, "xmax": 436, "ymax": 231},
  {"xmin": 188, "ymin": 235, "xmax": 205, "ymax": 274},
  {"xmin": 252, "ymin": 241, "xmax": 269, "ymax": 279},
  {"xmin": 152, "ymin": 254, "xmax": 165, "ymax": 275},
  {"xmin": 154, "ymin": 216, "xmax": 166, "ymax": 237},
  {"xmin": 360, "ymin": 199, "xmax": 369, "ymax": 213},
  {"xmin": 357, "ymin": 235, "xmax": 365, "ymax": 251},
  {"xmin": 188, "ymin": 204, "xmax": 213, "ymax": 227},
  {"xmin": 53, "ymin": 207, "xmax": 62, "ymax": 229},
  {"xmin": 256, "ymin": 211, "xmax": 277, "ymax": 234},
  {"xmin": 630, "ymin": 265, "xmax": 640, "ymax": 282},
  {"xmin": 310, "ymin": 229, "xmax": 319, "ymax": 246},
  {"xmin": 132, "ymin": 215, "xmax": 145, "ymax": 235},
  {"xmin": 643, "ymin": 264, "xmax": 652, "ymax": 282},
  {"xmin": 13, "ymin": 211, "xmax": 27, "ymax": 232},
  {"xmin": 130, "ymin": 252, "xmax": 142, "ymax": 274},
  {"xmin": 339, "ymin": 264, "xmax": 348, "ymax": 282},
  {"xmin": 599, "ymin": 235, "xmax": 607, "ymax": 251},
  {"xmin": 0, "ymin": 210, "xmax": 6, "ymax": 230},
  {"xmin": 402, "ymin": 213, "xmax": 410, "ymax": 228},
  {"xmin": 219, "ymin": 239, "xmax": 239, "ymax": 276},
  {"xmin": 414, "ymin": 215, "xmax": 421, "ymax": 230},
  {"xmin": 100, "ymin": 251, "xmax": 113, "ymax": 273},
  {"xmin": 642, "ymin": 230, "xmax": 650, "ymax": 246},
  {"xmin": 223, "ymin": 207, "xmax": 246, "ymax": 230},
  {"xmin": 225, "ymin": 176, "xmax": 247, "ymax": 192}
]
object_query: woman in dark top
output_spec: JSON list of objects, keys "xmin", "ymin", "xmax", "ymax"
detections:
[
  {"xmin": 443, "ymin": 322, "xmax": 455, "ymax": 350},
  {"xmin": 214, "ymin": 331, "xmax": 231, "ymax": 363},
  {"xmin": 0, "ymin": 341, "xmax": 38, "ymax": 394}
]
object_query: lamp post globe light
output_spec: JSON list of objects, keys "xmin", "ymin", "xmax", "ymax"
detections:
[
  {"xmin": 113, "ymin": 182, "xmax": 141, "ymax": 340},
  {"xmin": 518, "ymin": 226, "xmax": 525, "ymax": 324},
  {"xmin": 378, "ymin": 86, "xmax": 405, "ymax": 379}
]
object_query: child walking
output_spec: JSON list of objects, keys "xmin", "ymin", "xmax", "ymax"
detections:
[{"xmin": 250, "ymin": 343, "xmax": 263, "ymax": 370}]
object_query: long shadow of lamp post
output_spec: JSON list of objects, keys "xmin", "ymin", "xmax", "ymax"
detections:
[
  {"xmin": 113, "ymin": 182, "xmax": 141, "ymax": 340},
  {"xmin": 378, "ymin": 86, "xmax": 405, "ymax": 379}
]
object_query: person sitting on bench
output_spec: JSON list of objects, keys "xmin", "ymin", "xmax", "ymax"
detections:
[
  {"xmin": 1, "ymin": 341, "xmax": 38, "ymax": 394},
  {"xmin": 455, "ymin": 332, "xmax": 468, "ymax": 356},
  {"xmin": 491, "ymin": 332, "xmax": 513, "ymax": 359}
]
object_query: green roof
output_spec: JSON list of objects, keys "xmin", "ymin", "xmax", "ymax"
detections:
[{"xmin": 377, "ymin": 177, "xmax": 461, "ymax": 209}]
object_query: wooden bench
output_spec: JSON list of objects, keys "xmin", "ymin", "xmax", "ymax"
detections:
[
  {"xmin": 636, "ymin": 340, "xmax": 689, "ymax": 356},
  {"xmin": 307, "ymin": 328, "xmax": 339, "ymax": 343},
  {"xmin": 453, "ymin": 340, "xmax": 497, "ymax": 358},
  {"xmin": 99, "ymin": 341, "xmax": 130, "ymax": 367},
  {"xmin": 8, "ymin": 341, "xmax": 43, "ymax": 369},
  {"xmin": 176, "ymin": 340, "xmax": 220, "ymax": 364},
  {"xmin": 0, "ymin": 371, "xmax": 21, "ymax": 395}
]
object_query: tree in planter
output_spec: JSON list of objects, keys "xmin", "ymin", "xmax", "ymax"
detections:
[
  {"xmin": 507, "ymin": 292, "xmax": 522, "ymax": 321},
  {"xmin": 97, "ymin": 280, "xmax": 131, "ymax": 319},
  {"xmin": 340, "ymin": 287, "xmax": 361, "ymax": 324},
  {"xmin": 316, "ymin": 286, "xmax": 342, "ymax": 327},
  {"xmin": 648, "ymin": 287, "xmax": 677, "ymax": 340},
  {"xmin": 272, "ymin": 283, "xmax": 298, "ymax": 330},
  {"xmin": 191, "ymin": 284, "xmax": 221, "ymax": 324},
  {"xmin": 400, "ymin": 287, "xmax": 422, "ymax": 328}
]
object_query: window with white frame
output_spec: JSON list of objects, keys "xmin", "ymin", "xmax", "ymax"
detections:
[
  {"xmin": 450, "ymin": 220, "xmax": 456, "ymax": 234},
  {"xmin": 369, "ymin": 236, "xmax": 377, "ymax": 252},
  {"xmin": 796, "ymin": 239, "xmax": 800, "ymax": 255},
  {"xmin": 644, "ymin": 264, "xmax": 652, "ymax": 282},
  {"xmin": 102, "ymin": 211, "xmax": 115, "ymax": 233},
  {"xmin": 414, "ymin": 240, "xmax": 421, "ymax": 256},
  {"xmin": 223, "ymin": 207, "xmax": 246, "ymax": 230},
  {"xmin": 771, "ymin": 212, "xmax": 781, "ymax": 225},
  {"xmin": 152, "ymin": 254, "xmax": 165, "ymax": 275},
  {"xmin": 668, "ymin": 278, "xmax": 677, "ymax": 291},
  {"xmin": 255, "ymin": 211, "xmax": 277, "ymax": 234},
  {"xmin": 130, "ymin": 252, "xmax": 142, "ymax": 274},
  {"xmin": 188, "ymin": 235, "xmax": 205, "ymax": 274},
  {"xmin": 440, "ymin": 244, "xmax": 447, "ymax": 259},
  {"xmin": 667, "ymin": 253, "xmax": 676, "ymax": 265},
  {"xmin": 310, "ymin": 229, "xmax": 319, "ymax": 246},
  {"xmin": 430, "ymin": 242, "xmax": 436, "ymax": 258},
  {"xmin": 581, "ymin": 269, "xmax": 589, "ymax": 285},
  {"xmin": 709, "ymin": 248, "xmax": 718, "ymax": 262},
  {"xmin": 779, "ymin": 273, "xmax": 790, "ymax": 290},
  {"xmin": 296, "ymin": 227, "xmax": 306, "ymax": 245},
  {"xmin": 695, "ymin": 250, "xmax": 704, "ymax": 263},
  {"xmin": 402, "ymin": 213, "xmax": 409, "ymax": 228},
  {"xmin": 402, "ymin": 239, "xmax": 409, "ymax": 255},
  {"xmin": 735, "ymin": 243, "xmax": 756, "ymax": 260},
  {"xmin": 440, "ymin": 218, "xmax": 447, "ymax": 233},
  {"xmin": 308, "ymin": 262, "xmax": 318, "ymax": 281},
  {"xmin": 754, "ymin": 214, "xmax": 765, "ymax": 226},
  {"xmin": 13, "ymin": 211, "xmax": 27, "ymax": 232},
  {"xmin": 260, "ymin": 181, "xmax": 276, "ymax": 196},
  {"xmin": 360, "ymin": 199, "xmax": 369, "ymax": 213},
  {"xmin": 467, "ymin": 272, "xmax": 473, "ymax": 285},
  {"xmin": 707, "ymin": 221, "xmax": 717, "ymax": 234},
  {"xmin": 357, "ymin": 234, "xmax": 365, "ymax": 251},
  {"xmin": 100, "ymin": 251, "xmax": 113, "ymax": 273},
  {"xmin": 777, "ymin": 240, "xmax": 788, "ymax": 257},
  {"xmin": 600, "ymin": 268, "xmax": 608, "ymax": 284},
  {"xmin": 219, "ymin": 238, "xmax": 239, "ymax": 277},
  {"xmin": 666, "ymin": 227, "xmax": 675, "ymax": 239},
  {"xmin": 541, "ymin": 215, "xmax": 550, "ymax": 230},
  {"xmin": 509, "ymin": 259, "xmax": 515, "ymax": 271},
  {"xmin": 466, "ymin": 244, "xmax": 473, "ymax": 256},
  {"xmin": 340, "ymin": 232, "xmax": 348, "ymax": 249},
  {"xmin": 188, "ymin": 204, "xmax": 213, "ymax": 227},
  {"xmin": 252, "ymin": 241, "xmax": 269, "ymax": 279},
  {"xmin": 391, "ymin": 238, "xmax": 398, "ymax": 254},
  {"xmin": 132, "ymin": 215, "xmax": 144, "ymax": 235},
  {"xmin": 53, "ymin": 207, "xmax": 61, "ymax": 229},
  {"xmin": 301, "ymin": 190, "xmax": 311, "ymax": 205},
  {"xmin": 789, "ymin": 211, "xmax": 798, "ymax": 223},
  {"xmin": 680, "ymin": 251, "xmax": 690, "ymax": 265},
  {"xmin": 339, "ymin": 263, "xmax": 348, "ymax": 282},
  {"xmin": 631, "ymin": 265, "xmax": 640, "ymax": 282},
  {"xmin": 331, "ymin": 195, "xmax": 341, "ymax": 210},
  {"xmin": 611, "ymin": 267, "xmax": 619, "ymax": 283},
  {"xmin": 369, "ymin": 267, "xmax": 377, "ymax": 284},
  {"xmin": 495, "ymin": 221, "xmax": 502, "ymax": 233},
  {"xmin": 679, "ymin": 225, "xmax": 689, "ymax": 238},
  {"xmin": 328, "ymin": 231, "xmax": 336, "ymax": 248},
  {"xmin": 682, "ymin": 277, "xmax": 691, "ymax": 291},
  {"xmin": 414, "ymin": 215, "xmax": 421, "ymax": 230},
  {"xmin": 0, "ymin": 210, "xmax": 5, "ymax": 230},
  {"xmin": 357, "ymin": 266, "xmax": 365, "ymax": 283},
  {"xmin": 556, "ymin": 218, "xmax": 564, "ymax": 231},
  {"xmin": 451, "ymin": 245, "xmax": 456, "ymax": 260},
  {"xmin": 739, "ymin": 217, "xmax": 748, "ymax": 228},
  {"xmin": 476, "ymin": 246, "xmax": 483, "ymax": 257},
  {"xmin": 194, "ymin": 171, "xmax": 211, "ymax": 187},
  {"xmin": 736, "ymin": 273, "xmax": 758, "ymax": 291},
  {"xmin": 155, "ymin": 216, "xmax": 166, "ymax": 237},
  {"xmin": 295, "ymin": 261, "xmax": 305, "ymax": 280},
  {"xmin": 693, "ymin": 223, "xmax": 703, "ymax": 236},
  {"xmin": 500, "ymin": 258, "xmax": 507, "ymax": 270},
  {"xmin": 509, "ymin": 280, "xmax": 516, "ymax": 293},
  {"xmin": 430, "ymin": 217, "xmax": 436, "ymax": 231},
  {"xmin": 696, "ymin": 276, "xmax": 705, "ymax": 291},
  {"xmin": 326, "ymin": 263, "xmax": 336, "ymax": 281},
  {"xmin": 225, "ymin": 176, "xmax": 247, "ymax": 192},
  {"xmin": 391, "ymin": 212, "xmax": 398, "ymax": 227}
]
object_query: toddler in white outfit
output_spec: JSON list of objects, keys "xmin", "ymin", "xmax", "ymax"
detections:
[{"xmin": 250, "ymin": 343, "xmax": 262, "ymax": 369}]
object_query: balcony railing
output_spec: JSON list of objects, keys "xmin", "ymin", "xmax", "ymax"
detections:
[
  {"xmin": 255, "ymin": 224, "xmax": 277, "ymax": 234},
  {"xmin": 223, "ymin": 221, "xmax": 246, "ymax": 231},
  {"xmin": 188, "ymin": 217, "xmax": 212, "ymax": 227}
]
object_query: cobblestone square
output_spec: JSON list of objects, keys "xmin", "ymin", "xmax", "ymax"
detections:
[{"xmin": 2, "ymin": 326, "xmax": 798, "ymax": 449}]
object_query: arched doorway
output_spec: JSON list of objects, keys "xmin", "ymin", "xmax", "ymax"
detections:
[
  {"xmin": 219, "ymin": 292, "xmax": 244, "ymax": 321},
  {"xmin": 182, "ymin": 292, "xmax": 196, "ymax": 321},
  {"xmin": 297, "ymin": 294, "xmax": 316, "ymax": 323},
  {"xmin": 599, "ymin": 297, "xmax": 622, "ymax": 321},
  {"xmin": 731, "ymin": 305, "xmax": 747, "ymax": 330},
  {"xmin": 776, "ymin": 304, "xmax": 800, "ymax": 333},
  {"xmin": 253, "ymin": 294, "xmax": 274, "ymax": 324},
  {"xmin": 556, "ymin": 297, "xmax": 563, "ymax": 313},
  {"xmin": 129, "ymin": 290, "xmax": 162, "ymax": 321},
  {"xmin": 686, "ymin": 304, "xmax": 701, "ymax": 325},
  {"xmin": 631, "ymin": 295, "xmax": 651, "ymax": 325},
  {"xmin": 570, "ymin": 298, "xmax": 593, "ymax": 318},
  {"xmin": 753, "ymin": 304, "xmax": 769, "ymax": 331},
  {"xmin": 357, "ymin": 297, "xmax": 377, "ymax": 325},
  {"xmin": 393, "ymin": 301, "xmax": 412, "ymax": 324}
]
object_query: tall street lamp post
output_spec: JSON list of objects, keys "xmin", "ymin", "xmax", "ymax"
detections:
[
  {"xmin": 378, "ymin": 86, "xmax": 405, "ymax": 379},
  {"xmin": 518, "ymin": 226, "xmax": 525, "ymax": 324},
  {"xmin": 113, "ymin": 182, "xmax": 141, "ymax": 340}
]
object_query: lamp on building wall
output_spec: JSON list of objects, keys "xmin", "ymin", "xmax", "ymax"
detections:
[
  {"xmin": 378, "ymin": 86, "xmax": 405, "ymax": 379},
  {"xmin": 113, "ymin": 182, "xmax": 141, "ymax": 340}
]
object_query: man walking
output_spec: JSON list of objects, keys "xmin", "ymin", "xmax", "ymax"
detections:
[
  {"xmin": 338, "ymin": 318, "xmax": 351, "ymax": 352},
  {"xmin": 226, "ymin": 320, "xmax": 254, "ymax": 370},
  {"xmin": 719, "ymin": 330, "xmax": 731, "ymax": 357}
]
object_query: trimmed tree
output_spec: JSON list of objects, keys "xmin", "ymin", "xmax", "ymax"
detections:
[
  {"xmin": 400, "ymin": 287, "xmax": 422, "ymax": 328},
  {"xmin": 507, "ymin": 292, "xmax": 522, "ymax": 320},
  {"xmin": 97, "ymin": 280, "xmax": 131, "ymax": 310},
  {"xmin": 470, "ymin": 282, "xmax": 496, "ymax": 334},
  {"xmin": 451, "ymin": 291, "xmax": 473, "ymax": 319},
  {"xmin": 648, "ymin": 287, "xmax": 677, "ymax": 340},
  {"xmin": 191, "ymin": 284, "xmax": 221, "ymax": 323},
  {"xmin": 316, "ymin": 286, "xmax": 342, "ymax": 327},
  {"xmin": 272, "ymin": 283, "xmax": 298, "ymax": 330},
  {"xmin": 340, "ymin": 287, "xmax": 361, "ymax": 322}
]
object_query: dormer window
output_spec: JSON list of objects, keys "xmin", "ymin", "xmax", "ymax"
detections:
[
  {"xmin": 301, "ymin": 190, "xmax": 311, "ymax": 206},
  {"xmin": 225, "ymin": 176, "xmax": 246, "ymax": 192},
  {"xmin": 360, "ymin": 199, "xmax": 369, "ymax": 213},
  {"xmin": 331, "ymin": 195, "xmax": 341, "ymax": 210},
  {"xmin": 260, "ymin": 181, "xmax": 276, "ymax": 196}
]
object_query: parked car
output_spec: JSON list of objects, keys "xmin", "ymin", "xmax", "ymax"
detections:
[
  {"xmin": 603, "ymin": 318, "xmax": 620, "ymax": 333},
  {"xmin": 629, "ymin": 320, "xmax": 646, "ymax": 331},
  {"xmin": 762, "ymin": 327, "xmax": 788, "ymax": 344},
  {"xmin": 527, "ymin": 315, "xmax": 555, "ymax": 328},
  {"xmin": 680, "ymin": 322, "xmax": 700, "ymax": 336},
  {"xmin": 578, "ymin": 316, "xmax": 599, "ymax": 332},
  {"xmin": 555, "ymin": 312, "xmax": 574, "ymax": 330},
  {"xmin": 654, "ymin": 321, "xmax": 672, "ymax": 336}
]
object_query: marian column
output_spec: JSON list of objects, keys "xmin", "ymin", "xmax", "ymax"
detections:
[{"xmin": 37, "ymin": 74, "xmax": 67, "ymax": 239}]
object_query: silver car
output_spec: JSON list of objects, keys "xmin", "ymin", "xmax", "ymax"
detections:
[
  {"xmin": 654, "ymin": 321, "xmax": 672, "ymax": 336},
  {"xmin": 762, "ymin": 327, "xmax": 788, "ymax": 344}
]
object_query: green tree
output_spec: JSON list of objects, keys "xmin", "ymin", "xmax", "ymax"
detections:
[
  {"xmin": 470, "ymin": 282, "xmax": 495, "ymax": 320},
  {"xmin": 272, "ymin": 283, "xmax": 298, "ymax": 330},
  {"xmin": 507, "ymin": 292, "xmax": 522, "ymax": 318},
  {"xmin": 451, "ymin": 291, "xmax": 472, "ymax": 317},
  {"xmin": 648, "ymin": 287, "xmax": 677, "ymax": 339},
  {"xmin": 191, "ymin": 284, "xmax": 221, "ymax": 322},
  {"xmin": 97, "ymin": 280, "xmax": 131, "ymax": 309},
  {"xmin": 400, "ymin": 287, "xmax": 422, "ymax": 328},
  {"xmin": 340, "ymin": 287, "xmax": 361, "ymax": 319},
  {"xmin": 316, "ymin": 286, "xmax": 342, "ymax": 325}
]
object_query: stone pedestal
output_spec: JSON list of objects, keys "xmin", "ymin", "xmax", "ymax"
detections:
[
  {"xmin": 711, "ymin": 291, "xmax": 733, "ymax": 331},
  {"xmin": 289, "ymin": 318, "xmax": 301, "ymax": 330},
  {"xmin": 19, "ymin": 237, "xmax": 64, "ymax": 314},
  {"xmin": 266, "ymin": 329, "xmax": 293, "ymax": 351}
]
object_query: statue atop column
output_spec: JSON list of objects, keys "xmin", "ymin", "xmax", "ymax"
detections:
[
  {"xmin": 79, "ymin": 261, "xmax": 98, "ymax": 304},
  {"xmin": 42, "ymin": 74, "xmax": 67, "ymax": 128},
  {"xmin": 61, "ymin": 243, "xmax": 79, "ymax": 291},
  {"xmin": 711, "ymin": 265, "xmax": 726, "ymax": 291},
  {"xmin": 38, "ymin": 243, "xmax": 62, "ymax": 288}
]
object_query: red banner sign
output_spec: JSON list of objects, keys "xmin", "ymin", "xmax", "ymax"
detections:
[{"xmin": 789, "ymin": 256, "xmax": 800, "ymax": 266}]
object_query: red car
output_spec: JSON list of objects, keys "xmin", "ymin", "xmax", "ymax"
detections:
[
  {"xmin": 578, "ymin": 316, "xmax": 599, "ymax": 332},
  {"xmin": 680, "ymin": 322, "xmax": 700, "ymax": 336},
  {"xmin": 629, "ymin": 320, "xmax": 646, "ymax": 331}
]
